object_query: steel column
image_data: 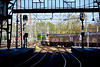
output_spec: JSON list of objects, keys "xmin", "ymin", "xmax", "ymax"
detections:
[
  {"xmin": 0, "ymin": 20, "xmax": 2, "ymax": 48},
  {"xmin": 0, "ymin": 0, "xmax": 4, "ymax": 48},
  {"xmin": 44, "ymin": 0, "xmax": 45, "ymax": 9},
  {"xmin": 20, "ymin": 14, "xmax": 23, "ymax": 48},
  {"xmin": 15, "ymin": 0, "xmax": 18, "ymax": 49},
  {"xmin": 55, "ymin": 0, "xmax": 56, "ymax": 9},
  {"xmin": 81, "ymin": 20, "xmax": 84, "ymax": 48},
  {"xmin": 98, "ymin": 1, "xmax": 100, "ymax": 48},
  {"xmin": 7, "ymin": 18, "xmax": 9, "ymax": 50},
  {"xmin": 6, "ymin": 2, "xmax": 11, "ymax": 50},
  {"xmin": 16, "ymin": 14, "xmax": 18, "ymax": 49},
  {"xmin": 98, "ymin": 8, "xmax": 100, "ymax": 48},
  {"xmin": 10, "ymin": 15, "xmax": 13, "ymax": 49}
]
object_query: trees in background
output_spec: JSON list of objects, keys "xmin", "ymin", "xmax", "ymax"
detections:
[
  {"xmin": 11, "ymin": 14, "xmax": 100, "ymax": 41},
  {"xmin": 30, "ymin": 15, "xmax": 82, "ymax": 40}
]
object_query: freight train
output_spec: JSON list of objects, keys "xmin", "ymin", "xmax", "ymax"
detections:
[{"xmin": 41, "ymin": 32, "xmax": 100, "ymax": 47}]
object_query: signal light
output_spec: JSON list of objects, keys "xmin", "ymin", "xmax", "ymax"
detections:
[
  {"xmin": 82, "ymin": 17, "xmax": 83, "ymax": 20},
  {"xmin": 80, "ymin": 12, "xmax": 84, "ymax": 21},
  {"xmin": 24, "ymin": 20, "xmax": 27, "ymax": 22},
  {"xmin": 23, "ymin": 15, "xmax": 28, "ymax": 21}
]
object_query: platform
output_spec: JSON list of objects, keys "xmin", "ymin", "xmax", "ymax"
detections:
[
  {"xmin": 71, "ymin": 46, "xmax": 100, "ymax": 67},
  {"xmin": 0, "ymin": 48, "xmax": 35, "ymax": 67}
]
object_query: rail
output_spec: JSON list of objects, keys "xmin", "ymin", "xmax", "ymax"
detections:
[
  {"xmin": 57, "ymin": 47, "xmax": 67, "ymax": 67},
  {"xmin": 30, "ymin": 47, "xmax": 48, "ymax": 67},
  {"xmin": 15, "ymin": 47, "xmax": 48, "ymax": 67},
  {"xmin": 64, "ymin": 48, "xmax": 82, "ymax": 67}
]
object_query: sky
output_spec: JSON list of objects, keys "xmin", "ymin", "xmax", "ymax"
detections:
[{"xmin": 87, "ymin": 12, "xmax": 99, "ymax": 23}]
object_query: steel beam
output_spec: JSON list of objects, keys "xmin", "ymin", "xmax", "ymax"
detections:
[{"xmin": 13, "ymin": 9, "xmax": 99, "ymax": 13}]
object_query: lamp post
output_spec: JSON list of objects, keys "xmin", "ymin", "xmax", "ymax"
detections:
[
  {"xmin": 97, "ymin": 25, "xmax": 99, "ymax": 48},
  {"xmin": 96, "ymin": 18, "xmax": 99, "ymax": 48},
  {"xmin": 91, "ymin": 13, "xmax": 95, "ymax": 48}
]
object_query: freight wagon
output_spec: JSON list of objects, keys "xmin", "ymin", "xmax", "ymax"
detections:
[{"xmin": 41, "ymin": 32, "xmax": 100, "ymax": 47}]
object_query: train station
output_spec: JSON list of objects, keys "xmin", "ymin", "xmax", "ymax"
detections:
[{"xmin": 0, "ymin": 0, "xmax": 100, "ymax": 67}]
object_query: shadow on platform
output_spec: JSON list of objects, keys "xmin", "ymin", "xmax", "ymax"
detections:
[
  {"xmin": 0, "ymin": 48, "xmax": 35, "ymax": 67},
  {"xmin": 71, "ymin": 46, "xmax": 100, "ymax": 67}
]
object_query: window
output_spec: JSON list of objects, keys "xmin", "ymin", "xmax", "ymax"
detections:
[
  {"xmin": 64, "ymin": 0, "xmax": 75, "ymax": 2},
  {"xmin": 33, "ymin": 0, "xmax": 44, "ymax": 2}
]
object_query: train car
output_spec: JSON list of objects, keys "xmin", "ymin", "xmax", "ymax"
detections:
[
  {"xmin": 85, "ymin": 32, "xmax": 100, "ymax": 47},
  {"xmin": 41, "ymin": 32, "xmax": 100, "ymax": 47},
  {"xmin": 49, "ymin": 34, "xmax": 75, "ymax": 47}
]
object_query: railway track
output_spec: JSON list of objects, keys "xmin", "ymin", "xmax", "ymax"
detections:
[
  {"xmin": 48, "ymin": 46, "xmax": 81, "ymax": 67},
  {"xmin": 30, "ymin": 47, "xmax": 49, "ymax": 67},
  {"xmin": 57, "ymin": 47, "xmax": 67, "ymax": 67},
  {"xmin": 63, "ymin": 47, "xmax": 82, "ymax": 67},
  {"xmin": 14, "ymin": 46, "xmax": 81, "ymax": 67},
  {"xmin": 15, "ymin": 46, "xmax": 48, "ymax": 67}
]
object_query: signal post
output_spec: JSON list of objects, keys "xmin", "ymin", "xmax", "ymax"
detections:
[
  {"xmin": 80, "ymin": 12, "xmax": 84, "ymax": 48},
  {"xmin": 23, "ymin": 15, "xmax": 28, "ymax": 48}
]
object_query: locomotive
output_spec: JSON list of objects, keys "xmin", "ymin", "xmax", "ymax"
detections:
[
  {"xmin": 41, "ymin": 32, "xmax": 100, "ymax": 47},
  {"xmin": 41, "ymin": 34, "xmax": 50, "ymax": 45}
]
